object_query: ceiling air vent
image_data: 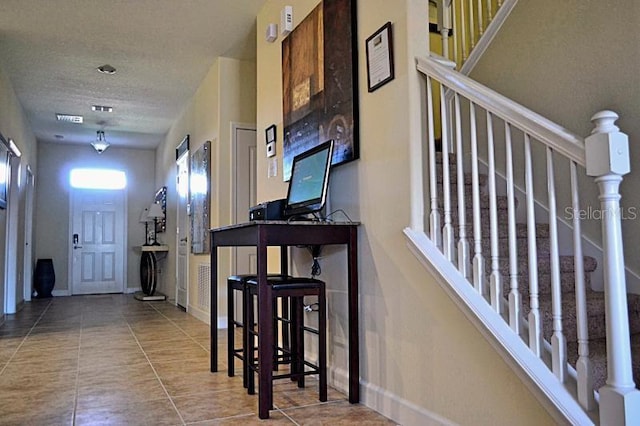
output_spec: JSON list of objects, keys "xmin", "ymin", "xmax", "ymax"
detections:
[
  {"xmin": 56, "ymin": 113, "xmax": 83, "ymax": 124},
  {"xmin": 91, "ymin": 105, "xmax": 113, "ymax": 112}
]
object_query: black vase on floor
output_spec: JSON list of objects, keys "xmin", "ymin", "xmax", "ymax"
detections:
[{"xmin": 34, "ymin": 259, "xmax": 55, "ymax": 298}]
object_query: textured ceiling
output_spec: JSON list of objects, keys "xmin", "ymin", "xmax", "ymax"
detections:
[{"xmin": 0, "ymin": 0, "xmax": 267, "ymax": 149}]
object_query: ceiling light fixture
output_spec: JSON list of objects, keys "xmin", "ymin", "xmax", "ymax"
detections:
[
  {"xmin": 97, "ymin": 64, "xmax": 117, "ymax": 75},
  {"xmin": 91, "ymin": 130, "xmax": 110, "ymax": 154}
]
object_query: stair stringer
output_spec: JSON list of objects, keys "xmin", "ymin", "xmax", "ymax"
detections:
[{"xmin": 404, "ymin": 227, "xmax": 597, "ymax": 425}]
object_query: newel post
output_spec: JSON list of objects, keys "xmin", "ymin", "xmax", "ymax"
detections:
[{"xmin": 585, "ymin": 110, "xmax": 640, "ymax": 425}]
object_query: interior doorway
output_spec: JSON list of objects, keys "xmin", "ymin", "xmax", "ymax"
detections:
[
  {"xmin": 22, "ymin": 166, "xmax": 35, "ymax": 302},
  {"xmin": 232, "ymin": 123, "xmax": 257, "ymax": 275},
  {"xmin": 69, "ymin": 188, "xmax": 126, "ymax": 294},
  {"xmin": 176, "ymin": 136, "xmax": 190, "ymax": 309}
]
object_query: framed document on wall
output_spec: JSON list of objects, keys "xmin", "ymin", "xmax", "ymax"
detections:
[{"xmin": 366, "ymin": 21, "xmax": 394, "ymax": 92}]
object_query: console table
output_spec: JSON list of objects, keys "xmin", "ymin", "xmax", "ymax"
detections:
[
  {"xmin": 135, "ymin": 245, "xmax": 168, "ymax": 301},
  {"xmin": 210, "ymin": 221, "xmax": 359, "ymax": 419}
]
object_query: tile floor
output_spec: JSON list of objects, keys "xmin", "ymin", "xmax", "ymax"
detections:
[{"xmin": 0, "ymin": 294, "xmax": 396, "ymax": 425}]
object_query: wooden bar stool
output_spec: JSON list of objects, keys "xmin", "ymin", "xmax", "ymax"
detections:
[
  {"xmin": 245, "ymin": 277, "xmax": 327, "ymax": 407},
  {"xmin": 227, "ymin": 274, "xmax": 291, "ymax": 387}
]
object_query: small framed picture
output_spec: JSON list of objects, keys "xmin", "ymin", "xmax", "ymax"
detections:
[{"xmin": 366, "ymin": 22, "xmax": 394, "ymax": 92}]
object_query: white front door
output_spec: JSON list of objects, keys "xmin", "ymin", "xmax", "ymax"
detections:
[
  {"xmin": 70, "ymin": 189, "xmax": 125, "ymax": 294},
  {"xmin": 233, "ymin": 124, "xmax": 257, "ymax": 275},
  {"xmin": 176, "ymin": 151, "xmax": 189, "ymax": 309}
]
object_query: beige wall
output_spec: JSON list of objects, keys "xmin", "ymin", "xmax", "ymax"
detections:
[
  {"xmin": 155, "ymin": 57, "xmax": 256, "ymax": 320},
  {"xmin": 255, "ymin": 1, "xmax": 554, "ymax": 424},
  {"xmin": 35, "ymin": 143, "xmax": 156, "ymax": 293},
  {"xmin": 0, "ymin": 67, "xmax": 37, "ymax": 311},
  {"xmin": 471, "ymin": 0, "xmax": 640, "ymax": 279}
]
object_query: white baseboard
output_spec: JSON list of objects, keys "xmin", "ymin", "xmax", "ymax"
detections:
[
  {"xmin": 126, "ymin": 287, "xmax": 141, "ymax": 294},
  {"xmin": 187, "ymin": 303, "xmax": 227, "ymax": 329},
  {"xmin": 51, "ymin": 289, "xmax": 70, "ymax": 297},
  {"xmin": 329, "ymin": 366, "xmax": 455, "ymax": 426}
]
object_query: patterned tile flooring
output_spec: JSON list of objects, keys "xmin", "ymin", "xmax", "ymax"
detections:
[{"xmin": 0, "ymin": 295, "xmax": 396, "ymax": 425}]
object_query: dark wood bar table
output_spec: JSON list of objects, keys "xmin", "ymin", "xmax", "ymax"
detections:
[{"xmin": 209, "ymin": 220, "xmax": 359, "ymax": 419}]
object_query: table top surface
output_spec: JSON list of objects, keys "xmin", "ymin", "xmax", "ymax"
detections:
[
  {"xmin": 211, "ymin": 220, "xmax": 360, "ymax": 232},
  {"xmin": 138, "ymin": 245, "xmax": 169, "ymax": 252}
]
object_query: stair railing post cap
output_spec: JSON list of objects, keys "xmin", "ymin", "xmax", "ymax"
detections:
[{"xmin": 585, "ymin": 110, "xmax": 630, "ymax": 177}]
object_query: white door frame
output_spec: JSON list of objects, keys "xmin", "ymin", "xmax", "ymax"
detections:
[
  {"xmin": 175, "ymin": 135, "xmax": 190, "ymax": 309},
  {"xmin": 230, "ymin": 122, "xmax": 257, "ymax": 273},
  {"xmin": 4, "ymin": 150, "xmax": 20, "ymax": 314},
  {"xmin": 23, "ymin": 165, "xmax": 34, "ymax": 302}
]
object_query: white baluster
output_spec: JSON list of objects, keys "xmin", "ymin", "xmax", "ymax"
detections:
[
  {"xmin": 437, "ymin": 0, "xmax": 453, "ymax": 60},
  {"xmin": 505, "ymin": 123, "xmax": 519, "ymax": 332},
  {"xmin": 468, "ymin": 0, "xmax": 475, "ymax": 48},
  {"xmin": 477, "ymin": 0, "xmax": 484, "ymax": 35},
  {"xmin": 470, "ymin": 102, "xmax": 484, "ymax": 293},
  {"xmin": 584, "ymin": 110, "xmax": 640, "ymax": 425},
  {"xmin": 487, "ymin": 112, "xmax": 501, "ymax": 312},
  {"xmin": 570, "ymin": 161, "xmax": 595, "ymax": 411},
  {"xmin": 441, "ymin": 84, "xmax": 454, "ymax": 261},
  {"xmin": 451, "ymin": 0, "xmax": 459, "ymax": 66},
  {"xmin": 455, "ymin": 94, "xmax": 470, "ymax": 278},
  {"xmin": 487, "ymin": 0, "xmax": 493, "ymax": 21},
  {"xmin": 427, "ymin": 77, "xmax": 441, "ymax": 248},
  {"xmin": 441, "ymin": 30, "xmax": 450, "ymax": 60},
  {"xmin": 546, "ymin": 147, "xmax": 567, "ymax": 383},
  {"xmin": 524, "ymin": 134, "xmax": 542, "ymax": 356},
  {"xmin": 459, "ymin": 0, "xmax": 469, "ymax": 62}
]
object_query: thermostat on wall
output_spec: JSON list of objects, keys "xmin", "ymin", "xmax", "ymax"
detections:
[{"xmin": 265, "ymin": 124, "xmax": 276, "ymax": 158}]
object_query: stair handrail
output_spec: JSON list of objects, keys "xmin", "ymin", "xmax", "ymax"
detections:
[{"xmin": 417, "ymin": 55, "xmax": 585, "ymax": 165}]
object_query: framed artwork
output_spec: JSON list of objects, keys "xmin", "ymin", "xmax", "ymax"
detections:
[
  {"xmin": 0, "ymin": 134, "xmax": 9, "ymax": 209},
  {"xmin": 190, "ymin": 141, "xmax": 211, "ymax": 254},
  {"xmin": 366, "ymin": 22, "xmax": 394, "ymax": 92},
  {"xmin": 282, "ymin": 0, "xmax": 359, "ymax": 181},
  {"xmin": 154, "ymin": 186, "xmax": 167, "ymax": 233}
]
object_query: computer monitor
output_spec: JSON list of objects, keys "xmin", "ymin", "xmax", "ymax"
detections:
[{"xmin": 283, "ymin": 140, "xmax": 334, "ymax": 219}]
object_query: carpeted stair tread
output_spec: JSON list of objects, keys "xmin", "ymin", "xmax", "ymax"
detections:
[
  {"xmin": 531, "ymin": 291, "xmax": 640, "ymax": 343},
  {"xmin": 438, "ymin": 191, "xmax": 515, "ymax": 212},
  {"xmin": 481, "ymin": 235, "xmax": 551, "ymax": 259},
  {"xmin": 567, "ymin": 332, "xmax": 640, "ymax": 391},
  {"xmin": 436, "ymin": 170, "xmax": 489, "ymax": 187},
  {"xmin": 503, "ymin": 270, "xmax": 593, "ymax": 298},
  {"xmin": 489, "ymin": 254, "xmax": 598, "ymax": 277}
]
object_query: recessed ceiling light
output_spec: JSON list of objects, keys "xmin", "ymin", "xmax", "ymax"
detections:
[
  {"xmin": 97, "ymin": 64, "xmax": 116, "ymax": 75},
  {"xmin": 91, "ymin": 105, "xmax": 113, "ymax": 112},
  {"xmin": 56, "ymin": 113, "xmax": 83, "ymax": 123}
]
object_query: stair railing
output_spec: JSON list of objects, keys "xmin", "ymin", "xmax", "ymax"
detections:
[
  {"xmin": 433, "ymin": 0, "xmax": 518, "ymax": 73},
  {"xmin": 409, "ymin": 54, "xmax": 640, "ymax": 425}
]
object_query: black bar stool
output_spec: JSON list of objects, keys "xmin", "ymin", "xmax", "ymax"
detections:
[
  {"xmin": 245, "ymin": 277, "xmax": 327, "ymax": 407},
  {"xmin": 227, "ymin": 274, "xmax": 291, "ymax": 387}
]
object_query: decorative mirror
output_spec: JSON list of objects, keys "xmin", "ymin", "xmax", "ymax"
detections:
[{"xmin": 155, "ymin": 186, "xmax": 167, "ymax": 233}]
